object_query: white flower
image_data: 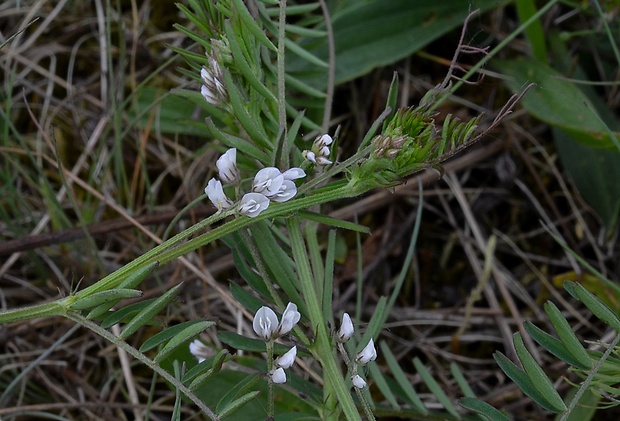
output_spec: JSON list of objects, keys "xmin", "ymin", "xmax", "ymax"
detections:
[
  {"xmin": 238, "ymin": 192, "xmax": 270, "ymax": 217},
  {"xmin": 205, "ymin": 178, "xmax": 234, "ymax": 210},
  {"xmin": 216, "ymin": 148, "xmax": 240, "ymax": 184},
  {"xmin": 303, "ymin": 134, "xmax": 333, "ymax": 165},
  {"xmin": 269, "ymin": 180, "xmax": 297, "ymax": 203},
  {"xmin": 278, "ymin": 302, "xmax": 301, "ymax": 336},
  {"xmin": 253, "ymin": 306, "xmax": 279, "ymax": 340},
  {"xmin": 282, "ymin": 168, "xmax": 306, "ymax": 180},
  {"xmin": 189, "ymin": 339, "xmax": 209, "ymax": 364},
  {"xmin": 200, "ymin": 55, "xmax": 227, "ymax": 106},
  {"xmin": 269, "ymin": 367, "xmax": 287, "ymax": 384},
  {"xmin": 338, "ymin": 313, "xmax": 354, "ymax": 342},
  {"xmin": 252, "ymin": 167, "xmax": 284, "ymax": 197},
  {"xmin": 252, "ymin": 167, "xmax": 303, "ymax": 203},
  {"xmin": 252, "ymin": 303, "xmax": 301, "ymax": 340},
  {"xmin": 351, "ymin": 374, "xmax": 367, "ymax": 389},
  {"xmin": 276, "ymin": 346, "xmax": 297, "ymax": 369},
  {"xmin": 356, "ymin": 338, "xmax": 377, "ymax": 365}
]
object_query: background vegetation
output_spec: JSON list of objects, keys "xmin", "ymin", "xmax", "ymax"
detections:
[{"xmin": 1, "ymin": 0, "xmax": 619, "ymax": 419}]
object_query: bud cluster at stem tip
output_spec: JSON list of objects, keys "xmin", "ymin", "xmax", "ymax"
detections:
[{"xmin": 303, "ymin": 134, "xmax": 333, "ymax": 165}]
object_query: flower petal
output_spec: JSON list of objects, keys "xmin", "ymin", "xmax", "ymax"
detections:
[
  {"xmin": 269, "ymin": 180, "xmax": 297, "ymax": 203},
  {"xmin": 282, "ymin": 168, "xmax": 306, "ymax": 180},
  {"xmin": 205, "ymin": 178, "xmax": 234, "ymax": 210},
  {"xmin": 338, "ymin": 312, "xmax": 354, "ymax": 342},
  {"xmin": 252, "ymin": 167, "xmax": 284, "ymax": 197},
  {"xmin": 270, "ymin": 367, "xmax": 287, "ymax": 384},
  {"xmin": 356, "ymin": 338, "xmax": 377, "ymax": 365},
  {"xmin": 278, "ymin": 302, "xmax": 301, "ymax": 336},
  {"xmin": 276, "ymin": 346, "xmax": 297, "ymax": 369},
  {"xmin": 253, "ymin": 306, "xmax": 279, "ymax": 340},
  {"xmin": 238, "ymin": 192, "xmax": 270, "ymax": 218},
  {"xmin": 351, "ymin": 374, "xmax": 367, "ymax": 389}
]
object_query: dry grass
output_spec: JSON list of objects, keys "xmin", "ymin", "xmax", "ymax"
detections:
[{"xmin": 1, "ymin": 1, "xmax": 619, "ymax": 420}]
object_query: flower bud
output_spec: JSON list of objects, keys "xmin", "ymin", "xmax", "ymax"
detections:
[
  {"xmin": 270, "ymin": 367, "xmax": 287, "ymax": 384},
  {"xmin": 205, "ymin": 178, "xmax": 234, "ymax": 210},
  {"xmin": 216, "ymin": 148, "xmax": 240, "ymax": 184},
  {"xmin": 276, "ymin": 346, "xmax": 297, "ymax": 369},
  {"xmin": 351, "ymin": 374, "xmax": 367, "ymax": 389},
  {"xmin": 356, "ymin": 338, "xmax": 377, "ymax": 365},
  {"xmin": 278, "ymin": 302, "xmax": 301, "ymax": 336},
  {"xmin": 338, "ymin": 313, "xmax": 354, "ymax": 342}
]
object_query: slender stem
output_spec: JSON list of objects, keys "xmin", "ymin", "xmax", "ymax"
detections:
[
  {"xmin": 276, "ymin": 0, "xmax": 288, "ymax": 168},
  {"xmin": 318, "ymin": 0, "xmax": 335, "ymax": 133},
  {"xmin": 77, "ymin": 209, "xmax": 231, "ymax": 298},
  {"xmin": 0, "ymin": 300, "xmax": 66, "ymax": 324},
  {"xmin": 287, "ymin": 217, "xmax": 361, "ymax": 420},
  {"xmin": 66, "ymin": 312, "xmax": 220, "ymax": 420},
  {"xmin": 266, "ymin": 339, "xmax": 275, "ymax": 419},
  {"xmin": 561, "ymin": 331, "xmax": 620, "ymax": 420},
  {"xmin": 354, "ymin": 386, "xmax": 376, "ymax": 421}
]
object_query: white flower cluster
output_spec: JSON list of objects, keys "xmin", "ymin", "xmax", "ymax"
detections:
[
  {"xmin": 337, "ymin": 312, "xmax": 377, "ymax": 389},
  {"xmin": 253, "ymin": 303, "xmax": 301, "ymax": 384},
  {"xmin": 303, "ymin": 134, "xmax": 333, "ymax": 165},
  {"xmin": 205, "ymin": 148, "xmax": 306, "ymax": 218}
]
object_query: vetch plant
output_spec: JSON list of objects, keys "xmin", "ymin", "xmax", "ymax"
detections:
[{"xmin": 0, "ymin": 1, "xmax": 535, "ymax": 420}]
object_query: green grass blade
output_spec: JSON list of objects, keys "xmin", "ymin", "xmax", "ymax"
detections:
[
  {"xmin": 413, "ymin": 357, "xmax": 460, "ymax": 419},
  {"xmin": 380, "ymin": 341, "xmax": 427, "ymax": 414}
]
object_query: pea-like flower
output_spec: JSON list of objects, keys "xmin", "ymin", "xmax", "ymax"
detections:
[
  {"xmin": 278, "ymin": 302, "xmax": 301, "ymax": 336},
  {"xmin": 216, "ymin": 148, "xmax": 240, "ymax": 184},
  {"xmin": 252, "ymin": 303, "xmax": 301, "ymax": 340},
  {"xmin": 303, "ymin": 134, "xmax": 333, "ymax": 165},
  {"xmin": 338, "ymin": 312, "xmax": 354, "ymax": 342},
  {"xmin": 269, "ymin": 367, "xmax": 287, "ymax": 384},
  {"xmin": 205, "ymin": 178, "xmax": 234, "ymax": 210},
  {"xmin": 238, "ymin": 192, "xmax": 269, "ymax": 218},
  {"xmin": 253, "ymin": 306, "xmax": 279, "ymax": 340},
  {"xmin": 252, "ymin": 167, "xmax": 284, "ymax": 197},
  {"xmin": 252, "ymin": 167, "xmax": 305, "ymax": 203},
  {"xmin": 351, "ymin": 374, "xmax": 367, "ymax": 389},
  {"xmin": 276, "ymin": 346, "xmax": 297, "ymax": 369},
  {"xmin": 356, "ymin": 338, "xmax": 377, "ymax": 365}
]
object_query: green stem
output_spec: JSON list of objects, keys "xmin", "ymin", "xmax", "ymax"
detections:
[
  {"xmin": 0, "ymin": 300, "xmax": 66, "ymax": 324},
  {"xmin": 560, "ymin": 331, "xmax": 620, "ymax": 420},
  {"xmin": 266, "ymin": 339, "xmax": 275, "ymax": 419},
  {"xmin": 276, "ymin": 0, "xmax": 288, "ymax": 168},
  {"xmin": 77, "ymin": 209, "xmax": 231, "ymax": 298},
  {"xmin": 354, "ymin": 386, "xmax": 376, "ymax": 421},
  {"xmin": 65, "ymin": 312, "xmax": 220, "ymax": 420},
  {"xmin": 1, "ymin": 181, "xmax": 365, "ymax": 324},
  {"xmin": 287, "ymin": 217, "xmax": 361, "ymax": 421}
]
